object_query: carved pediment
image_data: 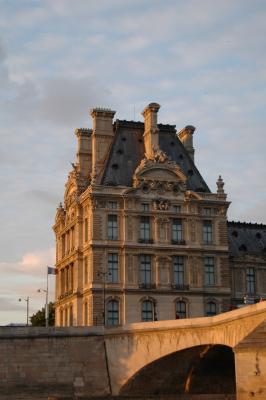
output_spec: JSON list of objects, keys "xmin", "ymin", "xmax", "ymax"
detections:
[{"xmin": 133, "ymin": 149, "xmax": 187, "ymax": 195}]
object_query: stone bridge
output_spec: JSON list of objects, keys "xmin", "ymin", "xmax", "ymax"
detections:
[{"xmin": 1, "ymin": 302, "xmax": 266, "ymax": 400}]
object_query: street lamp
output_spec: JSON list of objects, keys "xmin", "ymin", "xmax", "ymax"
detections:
[
  {"xmin": 97, "ymin": 271, "xmax": 111, "ymax": 326},
  {"xmin": 18, "ymin": 297, "xmax": 29, "ymax": 326},
  {"xmin": 37, "ymin": 288, "xmax": 48, "ymax": 328}
]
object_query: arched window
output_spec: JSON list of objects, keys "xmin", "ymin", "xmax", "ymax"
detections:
[
  {"xmin": 206, "ymin": 301, "xmax": 217, "ymax": 317},
  {"xmin": 141, "ymin": 300, "xmax": 154, "ymax": 322},
  {"xmin": 176, "ymin": 300, "xmax": 186, "ymax": 319},
  {"xmin": 107, "ymin": 299, "xmax": 119, "ymax": 326},
  {"xmin": 84, "ymin": 302, "xmax": 88, "ymax": 326}
]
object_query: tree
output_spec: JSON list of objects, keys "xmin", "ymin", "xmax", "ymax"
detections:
[{"xmin": 30, "ymin": 302, "xmax": 55, "ymax": 326}]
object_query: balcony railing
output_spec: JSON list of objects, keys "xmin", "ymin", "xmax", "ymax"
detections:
[
  {"xmin": 171, "ymin": 239, "xmax": 186, "ymax": 245},
  {"xmin": 172, "ymin": 284, "xmax": 190, "ymax": 291},
  {"xmin": 58, "ymin": 290, "xmax": 73, "ymax": 300},
  {"xmin": 138, "ymin": 238, "xmax": 154, "ymax": 244},
  {"xmin": 139, "ymin": 283, "xmax": 156, "ymax": 290}
]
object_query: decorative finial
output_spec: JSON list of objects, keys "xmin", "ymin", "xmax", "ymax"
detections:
[{"xmin": 216, "ymin": 175, "xmax": 225, "ymax": 195}]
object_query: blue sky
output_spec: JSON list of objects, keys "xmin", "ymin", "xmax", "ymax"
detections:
[{"xmin": 0, "ymin": 0, "xmax": 266, "ymax": 325}]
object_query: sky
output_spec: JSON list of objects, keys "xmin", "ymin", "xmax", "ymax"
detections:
[{"xmin": 0, "ymin": 0, "xmax": 266, "ymax": 325}]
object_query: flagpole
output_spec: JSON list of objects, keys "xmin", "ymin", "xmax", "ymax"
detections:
[{"xmin": 45, "ymin": 267, "xmax": 49, "ymax": 328}]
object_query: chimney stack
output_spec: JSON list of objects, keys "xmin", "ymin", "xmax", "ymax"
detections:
[
  {"xmin": 75, "ymin": 128, "xmax": 92, "ymax": 179},
  {"xmin": 178, "ymin": 125, "xmax": 196, "ymax": 161},
  {"xmin": 142, "ymin": 102, "xmax": 161, "ymax": 159},
  {"xmin": 90, "ymin": 108, "xmax": 116, "ymax": 183}
]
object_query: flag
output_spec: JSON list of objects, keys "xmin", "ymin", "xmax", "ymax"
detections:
[{"xmin": 47, "ymin": 266, "xmax": 57, "ymax": 275}]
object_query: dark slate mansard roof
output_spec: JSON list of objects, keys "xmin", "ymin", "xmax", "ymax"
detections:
[
  {"xmin": 101, "ymin": 120, "xmax": 210, "ymax": 192},
  {"xmin": 228, "ymin": 221, "xmax": 266, "ymax": 258}
]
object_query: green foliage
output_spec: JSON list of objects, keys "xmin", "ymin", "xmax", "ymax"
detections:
[{"xmin": 30, "ymin": 302, "xmax": 55, "ymax": 327}]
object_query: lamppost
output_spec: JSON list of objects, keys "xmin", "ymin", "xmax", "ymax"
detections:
[
  {"xmin": 37, "ymin": 288, "xmax": 48, "ymax": 327},
  {"xmin": 97, "ymin": 271, "xmax": 111, "ymax": 326},
  {"xmin": 18, "ymin": 297, "xmax": 29, "ymax": 326}
]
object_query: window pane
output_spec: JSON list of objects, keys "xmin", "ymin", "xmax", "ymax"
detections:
[
  {"xmin": 140, "ymin": 255, "xmax": 151, "ymax": 284},
  {"xmin": 206, "ymin": 301, "xmax": 216, "ymax": 316},
  {"xmin": 141, "ymin": 300, "xmax": 153, "ymax": 321},
  {"xmin": 172, "ymin": 219, "xmax": 182, "ymax": 242},
  {"xmin": 173, "ymin": 205, "xmax": 181, "ymax": 214},
  {"xmin": 204, "ymin": 257, "xmax": 215, "ymax": 285},
  {"xmin": 176, "ymin": 301, "xmax": 186, "ymax": 319},
  {"xmin": 107, "ymin": 300, "xmax": 119, "ymax": 326},
  {"xmin": 246, "ymin": 267, "xmax": 255, "ymax": 294},
  {"xmin": 140, "ymin": 216, "xmax": 150, "ymax": 241},
  {"xmin": 108, "ymin": 201, "xmax": 117, "ymax": 209},
  {"xmin": 141, "ymin": 203, "xmax": 149, "ymax": 211},
  {"xmin": 84, "ymin": 257, "xmax": 88, "ymax": 284},
  {"xmin": 108, "ymin": 215, "xmax": 118, "ymax": 240},
  {"xmin": 108, "ymin": 253, "xmax": 118, "ymax": 283},
  {"xmin": 84, "ymin": 218, "xmax": 88, "ymax": 242},
  {"xmin": 173, "ymin": 256, "xmax": 184, "ymax": 285},
  {"xmin": 203, "ymin": 220, "xmax": 212, "ymax": 244},
  {"xmin": 84, "ymin": 303, "xmax": 88, "ymax": 325}
]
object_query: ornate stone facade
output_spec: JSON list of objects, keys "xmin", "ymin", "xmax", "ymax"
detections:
[{"xmin": 53, "ymin": 103, "xmax": 265, "ymax": 327}]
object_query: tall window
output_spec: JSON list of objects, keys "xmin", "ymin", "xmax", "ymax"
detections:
[
  {"xmin": 246, "ymin": 267, "xmax": 255, "ymax": 294},
  {"xmin": 173, "ymin": 205, "xmax": 181, "ymax": 214},
  {"xmin": 206, "ymin": 301, "xmax": 217, "ymax": 316},
  {"xmin": 141, "ymin": 203, "xmax": 149, "ymax": 211},
  {"xmin": 84, "ymin": 218, "xmax": 88, "ymax": 242},
  {"xmin": 141, "ymin": 300, "xmax": 154, "ymax": 322},
  {"xmin": 108, "ymin": 215, "xmax": 118, "ymax": 240},
  {"xmin": 173, "ymin": 256, "xmax": 184, "ymax": 285},
  {"xmin": 107, "ymin": 299, "xmax": 119, "ymax": 326},
  {"xmin": 84, "ymin": 302, "xmax": 88, "ymax": 325},
  {"xmin": 203, "ymin": 220, "xmax": 212, "ymax": 244},
  {"xmin": 64, "ymin": 308, "xmax": 68, "ymax": 326},
  {"xmin": 108, "ymin": 201, "xmax": 117, "ymax": 209},
  {"xmin": 172, "ymin": 219, "xmax": 182, "ymax": 243},
  {"xmin": 204, "ymin": 257, "xmax": 215, "ymax": 285},
  {"xmin": 203, "ymin": 208, "xmax": 212, "ymax": 216},
  {"xmin": 60, "ymin": 269, "xmax": 65, "ymax": 294},
  {"xmin": 140, "ymin": 216, "xmax": 151, "ymax": 242},
  {"xmin": 108, "ymin": 253, "xmax": 118, "ymax": 283},
  {"xmin": 140, "ymin": 255, "xmax": 151, "ymax": 285},
  {"xmin": 60, "ymin": 308, "xmax": 63, "ymax": 326},
  {"xmin": 69, "ymin": 305, "xmax": 73, "ymax": 326},
  {"xmin": 62, "ymin": 234, "xmax": 66, "ymax": 257},
  {"xmin": 84, "ymin": 256, "xmax": 88, "ymax": 284},
  {"xmin": 176, "ymin": 301, "xmax": 186, "ymax": 319}
]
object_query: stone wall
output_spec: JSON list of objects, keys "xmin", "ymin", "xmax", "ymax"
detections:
[{"xmin": 0, "ymin": 327, "xmax": 110, "ymax": 400}]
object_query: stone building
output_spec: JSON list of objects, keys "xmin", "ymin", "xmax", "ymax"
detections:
[
  {"xmin": 53, "ymin": 103, "xmax": 265, "ymax": 327},
  {"xmin": 228, "ymin": 221, "xmax": 266, "ymax": 306}
]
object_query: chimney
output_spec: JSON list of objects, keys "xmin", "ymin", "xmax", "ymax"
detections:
[
  {"xmin": 178, "ymin": 125, "xmax": 196, "ymax": 161},
  {"xmin": 90, "ymin": 108, "xmax": 116, "ymax": 182},
  {"xmin": 142, "ymin": 102, "xmax": 161, "ymax": 159},
  {"xmin": 75, "ymin": 128, "xmax": 92, "ymax": 178}
]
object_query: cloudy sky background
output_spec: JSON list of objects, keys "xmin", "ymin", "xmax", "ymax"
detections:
[{"xmin": 0, "ymin": 0, "xmax": 266, "ymax": 324}]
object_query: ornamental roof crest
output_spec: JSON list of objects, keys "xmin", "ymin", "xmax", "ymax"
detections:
[{"xmin": 133, "ymin": 149, "xmax": 187, "ymax": 192}]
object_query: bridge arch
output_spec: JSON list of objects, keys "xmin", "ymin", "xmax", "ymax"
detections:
[
  {"xmin": 119, "ymin": 344, "xmax": 236, "ymax": 396},
  {"xmin": 104, "ymin": 303, "xmax": 266, "ymax": 395}
]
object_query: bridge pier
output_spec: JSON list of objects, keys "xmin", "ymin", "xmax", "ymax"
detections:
[{"xmin": 234, "ymin": 321, "xmax": 266, "ymax": 400}]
